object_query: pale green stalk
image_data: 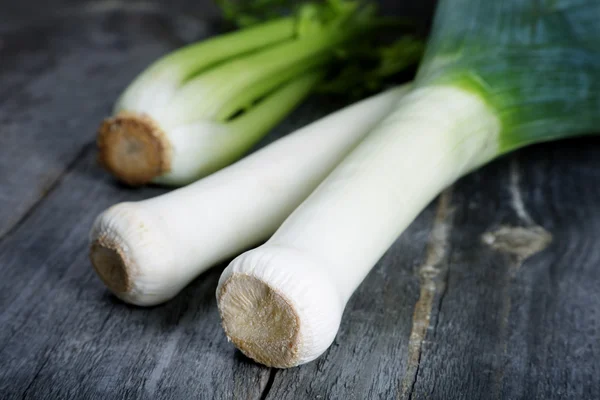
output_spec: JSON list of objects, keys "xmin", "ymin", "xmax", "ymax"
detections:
[{"xmin": 98, "ymin": 0, "xmax": 422, "ymax": 186}]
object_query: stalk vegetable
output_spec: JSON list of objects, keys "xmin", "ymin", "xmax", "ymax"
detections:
[
  {"xmin": 217, "ymin": 0, "xmax": 600, "ymax": 368},
  {"xmin": 89, "ymin": 86, "xmax": 410, "ymax": 306},
  {"xmin": 97, "ymin": 0, "xmax": 421, "ymax": 186}
]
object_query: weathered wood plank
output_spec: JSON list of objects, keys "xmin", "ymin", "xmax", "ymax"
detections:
[
  {"xmin": 408, "ymin": 138, "xmax": 600, "ymax": 400},
  {"xmin": 2, "ymin": 0, "xmax": 599, "ymax": 399},
  {"xmin": 0, "ymin": 5, "xmax": 213, "ymax": 238},
  {"xmin": 503, "ymin": 140, "xmax": 600, "ymax": 399},
  {"xmin": 1, "ymin": 0, "xmax": 221, "ymax": 33},
  {"xmin": 0, "ymin": 151, "xmax": 273, "ymax": 400}
]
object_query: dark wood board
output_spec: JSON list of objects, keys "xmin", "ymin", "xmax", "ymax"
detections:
[
  {"xmin": 0, "ymin": 4, "xmax": 219, "ymax": 238},
  {"xmin": 1, "ymin": 1, "xmax": 598, "ymax": 399}
]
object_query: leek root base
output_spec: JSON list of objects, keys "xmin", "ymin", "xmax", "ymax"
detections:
[
  {"xmin": 97, "ymin": 112, "xmax": 171, "ymax": 186},
  {"xmin": 90, "ymin": 238, "xmax": 131, "ymax": 294},
  {"xmin": 218, "ymin": 274, "xmax": 301, "ymax": 368}
]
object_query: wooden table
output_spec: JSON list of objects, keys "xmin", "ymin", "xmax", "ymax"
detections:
[{"xmin": 1, "ymin": 1, "xmax": 598, "ymax": 399}]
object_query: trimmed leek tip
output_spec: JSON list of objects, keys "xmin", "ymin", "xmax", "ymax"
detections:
[
  {"xmin": 90, "ymin": 240, "xmax": 130, "ymax": 294},
  {"xmin": 218, "ymin": 275, "xmax": 301, "ymax": 366},
  {"xmin": 218, "ymin": 248, "xmax": 343, "ymax": 368},
  {"xmin": 89, "ymin": 203, "xmax": 177, "ymax": 305},
  {"xmin": 97, "ymin": 112, "xmax": 171, "ymax": 186}
]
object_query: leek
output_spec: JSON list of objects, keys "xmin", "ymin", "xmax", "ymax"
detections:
[
  {"xmin": 89, "ymin": 86, "xmax": 410, "ymax": 306},
  {"xmin": 217, "ymin": 0, "xmax": 600, "ymax": 368},
  {"xmin": 97, "ymin": 0, "xmax": 422, "ymax": 186}
]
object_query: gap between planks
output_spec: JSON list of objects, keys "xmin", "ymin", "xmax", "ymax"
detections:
[
  {"xmin": 259, "ymin": 368, "xmax": 277, "ymax": 400},
  {"xmin": 487, "ymin": 157, "xmax": 552, "ymax": 398},
  {"xmin": 0, "ymin": 142, "xmax": 95, "ymax": 242},
  {"xmin": 397, "ymin": 159, "xmax": 553, "ymax": 400},
  {"xmin": 398, "ymin": 188, "xmax": 454, "ymax": 400}
]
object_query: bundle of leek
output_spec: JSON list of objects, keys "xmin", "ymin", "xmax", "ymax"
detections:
[
  {"xmin": 217, "ymin": 0, "xmax": 600, "ymax": 367},
  {"xmin": 89, "ymin": 85, "xmax": 410, "ymax": 306},
  {"xmin": 97, "ymin": 0, "xmax": 422, "ymax": 186}
]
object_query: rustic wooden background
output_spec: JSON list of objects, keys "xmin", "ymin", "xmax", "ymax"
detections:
[{"xmin": 1, "ymin": 1, "xmax": 599, "ymax": 399}]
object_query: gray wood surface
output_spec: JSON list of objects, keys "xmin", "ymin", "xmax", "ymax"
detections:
[
  {"xmin": 1, "ymin": 1, "xmax": 598, "ymax": 399},
  {"xmin": 0, "ymin": 2, "xmax": 218, "ymax": 237}
]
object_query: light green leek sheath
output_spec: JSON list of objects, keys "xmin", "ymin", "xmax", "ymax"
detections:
[
  {"xmin": 417, "ymin": 0, "xmax": 600, "ymax": 153},
  {"xmin": 96, "ymin": 1, "xmax": 422, "ymax": 186}
]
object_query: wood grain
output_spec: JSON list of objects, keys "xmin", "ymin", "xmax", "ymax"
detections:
[
  {"xmin": 0, "ymin": 2, "xmax": 215, "ymax": 238},
  {"xmin": 0, "ymin": 151, "xmax": 274, "ymax": 400},
  {"xmin": 409, "ymin": 140, "xmax": 600, "ymax": 400}
]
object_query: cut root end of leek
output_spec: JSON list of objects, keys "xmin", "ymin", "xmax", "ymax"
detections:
[
  {"xmin": 90, "ymin": 239, "xmax": 132, "ymax": 295},
  {"xmin": 89, "ymin": 202, "xmax": 178, "ymax": 305},
  {"xmin": 218, "ymin": 274, "xmax": 301, "ymax": 367},
  {"xmin": 97, "ymin": 112, "xmax": 171, "ymax": 186},
  {"xmin": 218, "ymin": 246, "xmax": 344, "ymax": 368}
]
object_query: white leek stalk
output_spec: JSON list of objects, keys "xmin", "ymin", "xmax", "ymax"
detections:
[
  {"xmin": 217, "ymin": 0, "xmax": 600, "ymax": 367},
  {"xmin": 89, "ymin": 86, "xmax": 410, "ymax": 306}
]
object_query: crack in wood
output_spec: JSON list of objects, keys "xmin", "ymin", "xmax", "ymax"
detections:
[
  {"xmin": 432, "ymin": 262, "xmax": 450, "ymax": 340},
  {"xmin": 483, "ymin": 158, "xmax": 552, "ymax": 399},
  {"xmin": 20, "ymin": 341, "xmax": 60, "ymax": 400},
  {"xmin": 508, "ymin": 157, "xmax": 534, "ymax": 225},
  {"xmin": 398, "ymin": 189, "xmax": 454, "ymax": 400},
  {"xmin": 0, "ymin": 142, "xmax": 95, "ymax": 242},
  {"xmin": 259, "ymin": 368, "xmax": 277, "ymax": 400}
]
